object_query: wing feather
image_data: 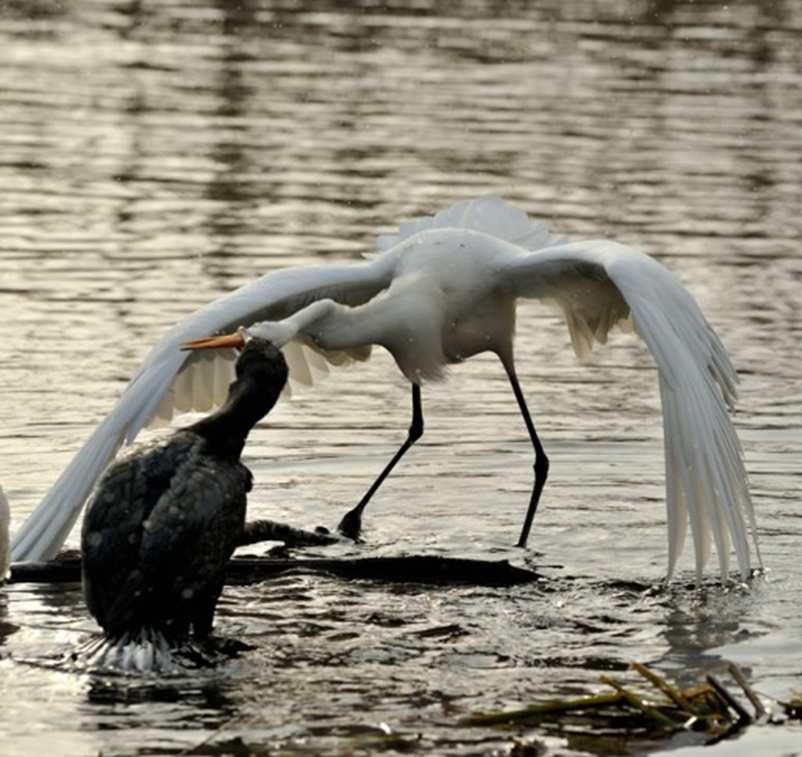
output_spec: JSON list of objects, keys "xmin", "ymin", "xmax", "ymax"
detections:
[
  {"xmin": 11, "ymin": 258, "xmax": 395, "ymax": 561},
  {"xmin": 213, "ymin": 350, "xmax": 236, "ymax": 406},
  {"xmin": 191, "ymin": 352, "xmax": 216, "ymax": 413},
  {"xmin": 506, "ymin": 240, "xmax": 760, "ymax": 580}
]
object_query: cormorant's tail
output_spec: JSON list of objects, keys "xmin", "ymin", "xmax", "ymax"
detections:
[{"xmin": 71, "ymin": 628, "xmax": 178, "ymax": 674}]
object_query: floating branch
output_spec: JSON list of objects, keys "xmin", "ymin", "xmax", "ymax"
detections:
[
  {"xmin": 727, "ymin": 662, "xmax": 766, "ymax": 719},
  {"xmin": 631, "ymin": 661, "xmax": 698, "ymax": 716},
  {"xmin": 706, "ymin": 674, "xmax": 752, "ymax": 724},
  {"xmin": 464, "ymin": 661, "xmax": 788, "ymax": 751},
  {"xmin": 599, "ymin": 675, "xmax": 679, "ymax": 730},
  {"xmin": 461, "ymin": 691, "xmax": 626, "ymax": 728},
  {"xmin": 782, "ymin": 693, "xmax": 802, "ymax": 720}
]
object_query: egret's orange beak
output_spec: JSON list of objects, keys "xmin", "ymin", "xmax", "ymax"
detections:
[{"xmin": 181, "ymin": 332, "xmax": 245, "ymax": 351}]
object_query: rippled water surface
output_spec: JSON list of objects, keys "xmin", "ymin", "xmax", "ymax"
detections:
[{"xmin": 1, "ymin": 1, "xmax": 801, "ymax": 755}]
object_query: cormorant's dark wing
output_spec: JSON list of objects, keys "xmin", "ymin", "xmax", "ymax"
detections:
[
  {"xmin": 135, "ymin": 453, "xmax": 249, "ymax": 637},
  {"xmin": 81, "ymin": 433, "xmax": 200, "ymax": 635}
]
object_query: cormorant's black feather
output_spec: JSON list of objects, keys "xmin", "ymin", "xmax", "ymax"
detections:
[{"xmin": 81, "ymin": 338, "xmax": 287, "ymax": 642}]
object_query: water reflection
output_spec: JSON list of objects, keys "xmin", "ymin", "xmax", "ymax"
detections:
[
  {"xmin": 203, "ymin": 0, "xmax": 259, "ymax": 270},
  {"xmin": 85, "ymin": 674, "xmax": 240, "ymax": 724}
]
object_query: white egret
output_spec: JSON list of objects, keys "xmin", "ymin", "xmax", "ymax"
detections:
[{"xmin": 11, "ymin": 197, "xmax": 761, "ymax": 581}]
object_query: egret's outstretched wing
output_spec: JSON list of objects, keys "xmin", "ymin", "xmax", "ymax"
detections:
[
  {"xmin": 11, "ymin": 258, "xmax": 395, "ymax": 562},
  {"xmin": 505, "ymin": 240, "xmax": 761, "ymax": 581}
]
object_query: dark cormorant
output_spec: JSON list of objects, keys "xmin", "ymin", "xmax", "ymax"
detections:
[{"xmin": 81, "ymin": 337, "xmax": 288, "ymax": 643}]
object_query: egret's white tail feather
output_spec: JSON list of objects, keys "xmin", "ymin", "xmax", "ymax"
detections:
[{"xmin": 377, "ymin": 195, "xmax": 565, "ymax": 252}]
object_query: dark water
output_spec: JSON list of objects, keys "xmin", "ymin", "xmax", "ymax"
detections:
[{"xmin": 1, "ymin": 1, "xmax": 801, "ymax": 754}]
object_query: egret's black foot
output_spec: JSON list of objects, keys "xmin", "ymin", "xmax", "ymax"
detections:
[{"xmin": 337, "ymin": 508, "xmax": 363, "ymax": 542}]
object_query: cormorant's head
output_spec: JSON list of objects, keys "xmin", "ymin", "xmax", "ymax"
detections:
[
  {"xmin": 235, "ymin": 337, "xmax": 289, "ymax": 398},
  {"xmin": 182, "ymin": 330, "xmax": 290, "ymax": 415}
]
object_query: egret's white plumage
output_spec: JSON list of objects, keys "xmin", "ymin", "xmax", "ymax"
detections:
[{"xmin": 11, "ymin": 197, "xmax": 761, "ymax": 581}]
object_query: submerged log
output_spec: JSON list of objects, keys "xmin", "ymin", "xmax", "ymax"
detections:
[
  {"xmin": 9, "ymin": 554, "xmax": 541, "ymax": 588},
  {"xmin": 9, "ymin": 556, "xmax": 82, "ymax": 584},
  {"xmin": 225, "ymin": 555, "xmax": 542, "ymax": 586},
  {"xmin": 7, "ymin": 517, "xmax": 542, "ymax": 587}
]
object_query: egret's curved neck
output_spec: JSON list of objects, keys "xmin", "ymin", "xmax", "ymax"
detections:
[{"xmin": 285, "ymin": 298, "xmax": 371, "ymax": 352}]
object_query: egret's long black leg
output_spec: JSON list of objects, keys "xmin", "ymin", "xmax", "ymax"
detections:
[
  {"xmin": 337, "ymin": 384, "xmax": 423, "ymax": 540},
  {"xmin": 502, "ymin": 364, "xmax": 550, "ymax": 548}
]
